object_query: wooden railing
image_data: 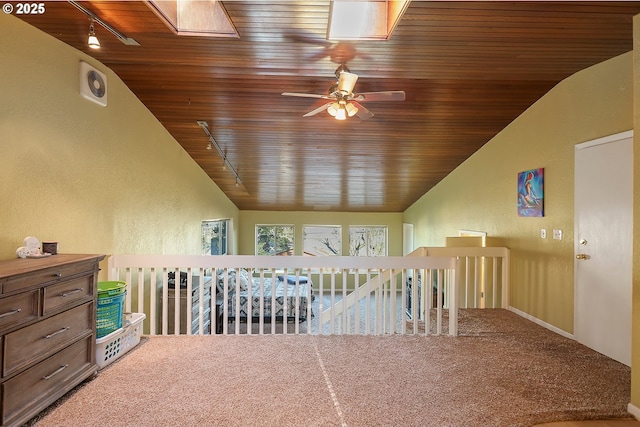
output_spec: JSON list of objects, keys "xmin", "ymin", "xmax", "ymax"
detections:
[{"xmin": 106, "ymin": 247, "xmax": 509, "ymax": 336}]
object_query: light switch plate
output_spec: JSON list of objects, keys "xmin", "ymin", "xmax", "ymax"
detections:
[{"xmin": 553, "ymin": 229, "xmax": 562, "ymax": 240}]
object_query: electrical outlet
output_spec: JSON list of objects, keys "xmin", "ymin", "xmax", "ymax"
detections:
[
  {"xmin": 553, "ymin": 229, "xmax": 562, "ymax": 240},
  {"xmin": 540, "ymin": 228, "xmax": 547, "ymax": 239}
]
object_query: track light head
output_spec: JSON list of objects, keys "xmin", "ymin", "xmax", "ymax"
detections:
[{"xmin": 88, "ymin": 19, "xmax": 100, "ymax": 49}]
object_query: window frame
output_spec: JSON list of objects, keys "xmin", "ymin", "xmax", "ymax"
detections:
[
  {"xmin": 302, "ymin": 225, "xmax": 342, "ymax": 256},
  {"xmin": 202, "ymin": 219, "xmax": 230, "ymax": 255},
  {"xmin": 255, "ymin": 224, "xmax": 295, "ymax": 256},
  {"xmin": 349, "ymin": 225, "xmax": 388, "ymax": 257}
]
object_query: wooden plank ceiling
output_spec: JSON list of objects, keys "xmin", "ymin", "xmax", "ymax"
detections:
[{"xmin": 16, "ymin": 1, "xmax": 640, "ymax": 212}]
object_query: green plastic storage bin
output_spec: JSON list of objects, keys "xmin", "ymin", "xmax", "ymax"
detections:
[{"xmin": 97, "ymin": 281, "xmax": 127, "ymax": 338}]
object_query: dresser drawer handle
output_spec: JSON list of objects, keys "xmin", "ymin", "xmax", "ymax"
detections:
[
  {"xmin": 0, "ymin": 308, "xmax": 21, "ymax": 319},
  {"xmin": 59, "ymin": 288, "xmax": 84, "ymax": 297},
  {"xmin": 44, "ymin": 326, "xmax": 70, "ymax": 339},
  {"xmin": 42, "ymin": 364, "xmax": 69, "ymax": 380}
]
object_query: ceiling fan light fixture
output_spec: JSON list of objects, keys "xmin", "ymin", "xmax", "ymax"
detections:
[
  {"xmin": 335, "ymin": 106, "xmax": 347, "ymax": 120},
  {"xmin": 345, "ymin": 102, "xmax": 358, "ymax": 117},
  {"xmin": 327, "ymin": 102, "xmax": 340, "ymax": 117}
]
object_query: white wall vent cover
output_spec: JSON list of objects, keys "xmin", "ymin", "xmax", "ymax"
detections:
[{"xmin": 79, "ymin": 61, "xmax": 108, "ymax": 106}]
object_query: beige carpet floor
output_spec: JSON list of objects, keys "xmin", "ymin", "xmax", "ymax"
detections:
[{"xmin": 28, "ymin": 309, "xmax": 631, "ymax": 427}]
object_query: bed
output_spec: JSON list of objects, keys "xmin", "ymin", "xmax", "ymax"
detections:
[{"xmin": 216, "ymin": 269, "xmax": 314, "ymax": 322}]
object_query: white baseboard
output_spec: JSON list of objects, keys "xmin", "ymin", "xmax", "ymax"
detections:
[
  {"xmin": 508, "ymin": 306, "xmax": 574, "ymax": 339},
  {"xmin": 627, "ymin": 403, "xmax": 640, "ymax": 420}
]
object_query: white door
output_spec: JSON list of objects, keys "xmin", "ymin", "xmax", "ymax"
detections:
[
  {"xmin": 574, "ymin": 130, "xmax": 633, "ymax": 366},
  {"xmin": 402, "ymin": 223, "xmax": 414, "ymax": 256}
]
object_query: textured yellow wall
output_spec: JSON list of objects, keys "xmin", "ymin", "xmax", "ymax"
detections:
[
  {"xmin": 404, "ymin": 52, "xmax": 633, "ymax": 334},
  {"xmin": 0, "ymin": 14, "xmax": 239, "ymax": 267},
  {"xmin": 238, "ymin": 211, "xmax": 404, "ymax": 256}
]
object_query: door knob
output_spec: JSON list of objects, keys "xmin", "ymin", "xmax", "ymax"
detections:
[{"xmin": 576, "ymin": 254, "xmax": 588, "ymax": 260}]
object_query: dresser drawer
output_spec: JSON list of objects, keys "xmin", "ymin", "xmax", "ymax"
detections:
[
  {"xmin": 0, "ymin": 290, "xmax": 39, "ymax": 334},
  {"xmin": 1, "ymin": 336, "xmax": 93, "ymax": 425},
  {"xmin": 43, "ymin": 275, "xmax": 94, "ymax": 316},
  {"xmin": 3, "ymin": 303, "xmax": 92, "ymax": 378},
  {"xmin": 2, "ymin": 260, "xmax": 97, "ymax": 295}
]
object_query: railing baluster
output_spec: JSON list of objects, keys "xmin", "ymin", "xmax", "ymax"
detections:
[
  {"xmin": 401, "ymin": 269, "xmax": 407, "ymax": 334},
  {"xmin": 185, "ymin": 269, "xmax": 192, "ymax": 335},
  {"xmin": 318, "ymin": 270, "xmax": 324, "ymax": 335},
  {"xmin": 270, "ymin": 269, "xmax": 277, "ymax": 334},
  {"xmin": 330, "ymin": 269, "xmax": 336, "ymax": 335},
  {"xmin": 222, "ymin": 269, "xmax": 229, "ymax": 335},
  {"xmin": 258, "ymin": 269, "xmax": 265, "ymax": 335},
  {"xmin": 473, "ymin": 257, "xmax": 479, "ymax": 309},
  {"xmin": 342, "ymin": 271, "xmax": 347, "ymax": 334},
  {"xmin": 375, "ymin": 274, "xmax": 382, "ymax": 335},
  {"xmin": 282, "ymin": 267, "xmax": 288, "ymax": 335},
  {"xmin": 149, "ymin": 268, "xmax": 156, "ymax": 335},
  {"xmin": 436, "ymin": 269, "xmax": 443, "ymax": 335},
  {"xmin": 294, "ymin": 269, "xmax": 300, "ymax": 335},
  {"xmin": 305, "ymin": 268, "xmax": 312, "ymax": 335},
  {"xmin": 125, "ymin": 268, "xmax": 132, "ymax": 313},
  {"xmin": 464, "ymin": 257, "xmax": 470, "ymax": 308},
  {"xmin": 137, "ymin": 268, "xmax": 144, "ymax": 319},
  {"xmin": 365, "ymin": 270, "xmax": 371, "ymax": 335},
  {"xmin": 424, "ymin": 269, "xmax": 431, "ymax": 335},
  {"xmin": 492, "ymin": 257, "xmax": 498, "ymax": 309}
]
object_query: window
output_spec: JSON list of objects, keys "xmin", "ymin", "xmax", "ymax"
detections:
[
  {"xmin": 202, "ymin": 220, "xmax": 229, "ymax": 255},
  {"xmin": 256, "ymin": 225, "xmax": 294, "ymax": 256},
  {"xmin": 303, "ymin": 226, "xmax": 342, "ymax": 256},
  {"xmin": 349, "ymin": 226, "xmax": 387, "ymax": 256}
]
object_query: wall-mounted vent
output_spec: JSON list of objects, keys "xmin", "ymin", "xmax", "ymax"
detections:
[{"xmin": 79, "ymin": 61, "xmax": 107, "ymax": 107}]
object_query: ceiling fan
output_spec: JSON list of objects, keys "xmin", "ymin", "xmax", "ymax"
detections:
[{"xmin": 282, "ymin": 65, "xmax": 405, "ymax": 120}]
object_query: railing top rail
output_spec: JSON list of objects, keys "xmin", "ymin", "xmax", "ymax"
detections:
[
  {"xmin": 420, "ymin": 246, "xmax": 510, "ymax": 257},
  {"xmin": 107, "ymin": 254, "xmax": 457, "ymax": 270}
]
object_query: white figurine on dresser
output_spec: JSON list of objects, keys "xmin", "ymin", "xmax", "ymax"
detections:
[{"xmin": 16, "ymin": 236, "xmax": 52, "ymax": 259}]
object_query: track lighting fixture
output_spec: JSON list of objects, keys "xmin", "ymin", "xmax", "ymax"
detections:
[
  {"xmin": 88, "ymin": 18, "xmax": 100, "ymax": 49},
  {"xmin": 70, "ymin": 1, "xmax": 140, "ymax": 47},
  {"xmin": 196, "ymin": 120, "xmax": 244, "ymax": 190}
]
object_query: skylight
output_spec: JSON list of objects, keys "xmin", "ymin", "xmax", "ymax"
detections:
[
  {"xmin": 147, "ymin": 0, "xmax": 238, "ymax": 38},
  {"xmin": 327, "ymin": 0, "xmax": 410, "ymax": 41}
]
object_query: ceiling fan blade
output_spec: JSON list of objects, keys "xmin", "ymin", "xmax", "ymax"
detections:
[
  {"xmin": 353, "ymin": 91, "xmax": 406, "ymax": 102},
  {"xmin": 351, "ymin": 101, "xmax": 374, "ymax": 120},
  {"xmin": 284, "ymin": 29, "xmax": 333, "ymax": 48},
  {"xmin": 337, "ymin": 71, "xmax": 358, "ymax": 95},
  {"xmin": 282, "ymin": 92, "xmax": 332, "ymax": 99},
  {"xmin": 303, "ymin": 102, "xmax": 332, "ymax": 117}
]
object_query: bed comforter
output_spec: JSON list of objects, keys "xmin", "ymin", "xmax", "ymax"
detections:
[{"xmin": 217, "ymin": 270, "xmax": 314, "ymax": 322}]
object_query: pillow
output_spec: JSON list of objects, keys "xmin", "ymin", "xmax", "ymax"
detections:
[
  {"xmin": 238, "ymin": 268, "xmax": 250, "ymax": 291},
  {"xmin": 278, "ymin": 275, "xmax": 308, "ymax": 284},
  {"xmin": 216, "ymin": 268, "xmax": 249, "ymax": 293}
]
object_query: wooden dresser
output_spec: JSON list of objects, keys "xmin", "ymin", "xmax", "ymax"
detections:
[{"xmin": 0, "ymin": 254, "xmax": 104, "ymax": 427}]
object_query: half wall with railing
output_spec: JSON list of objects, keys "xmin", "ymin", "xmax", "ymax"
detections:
[{"xmin": 107, "ymin": 247, "xmax": 509, "ymax": 336}]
